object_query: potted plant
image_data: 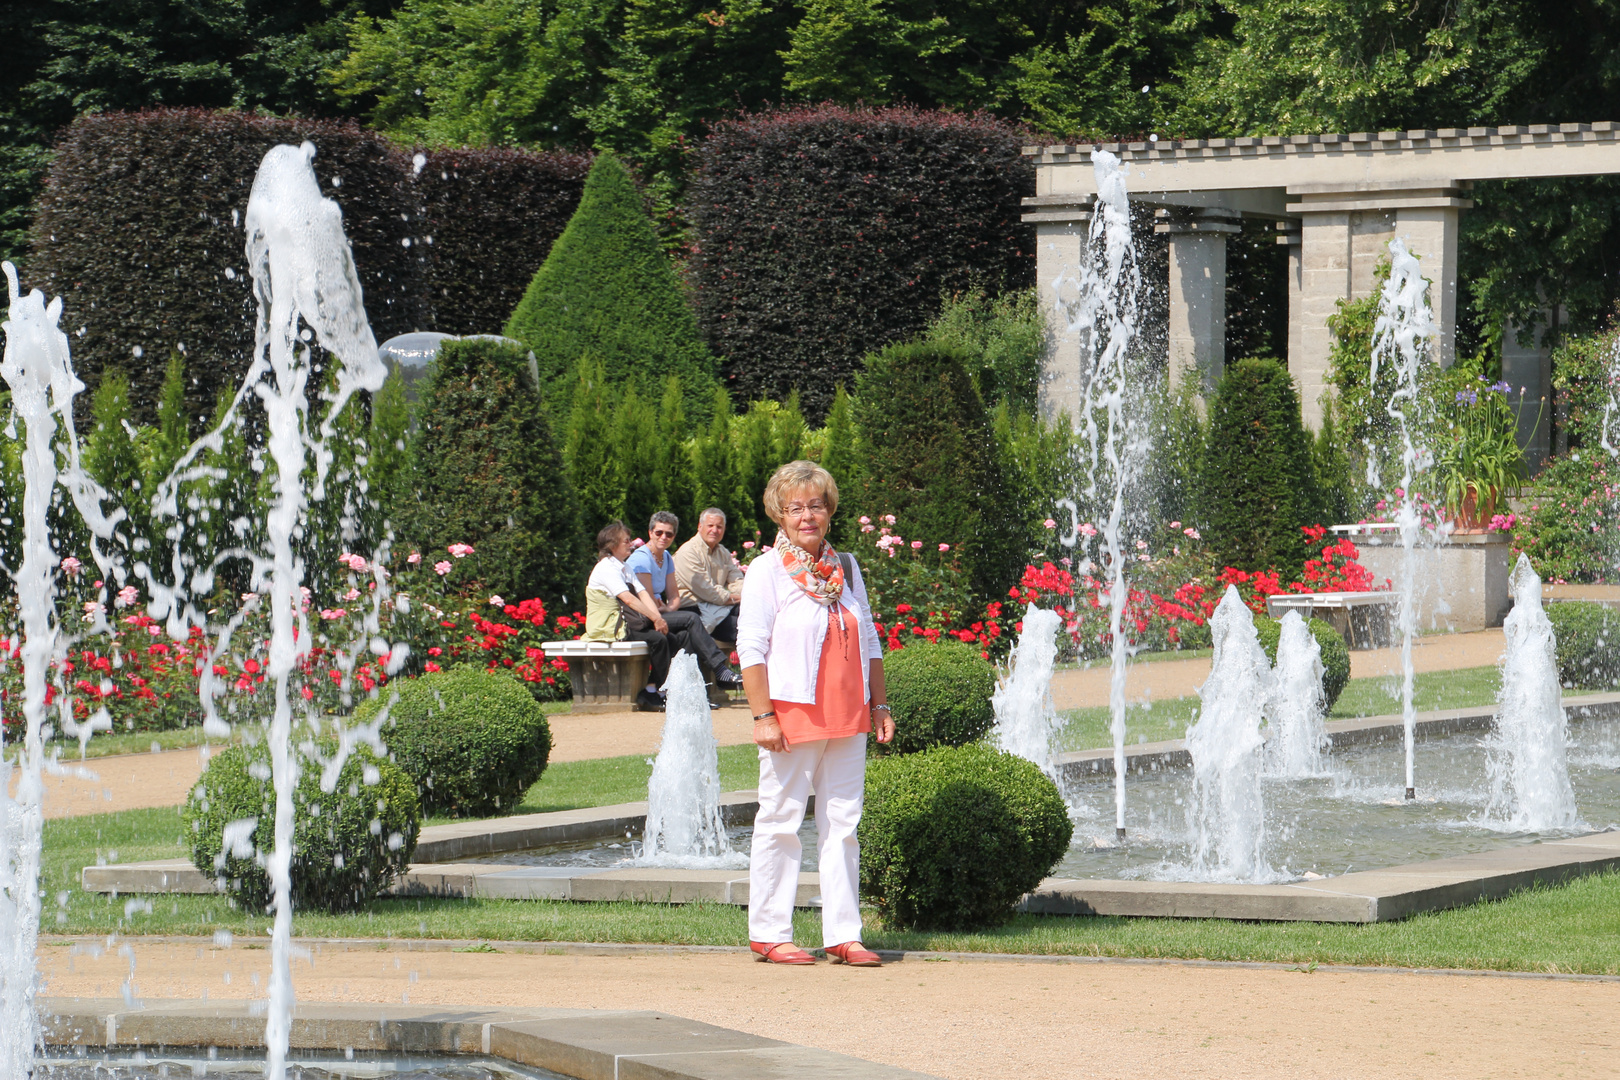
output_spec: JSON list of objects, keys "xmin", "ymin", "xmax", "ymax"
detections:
[{"xmin": 1434, "ymin": 378, "xmax": 1535, "ymax": 531}]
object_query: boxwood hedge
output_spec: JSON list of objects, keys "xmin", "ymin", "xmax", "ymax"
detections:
[
  {"xmin": 355, "ymin": 665, "xmax": 552, "ymax": 817},
  {"xmin": 1254, "ymin": 613, "xmax": 1351, "ymax": 713},
  {"xmin": 879, "ymin": 641, "xmax": 996, "ymax": 755},
  {"xmin": 183, "ymin": 742, "xmax": 420, "ymax": 914},
  {"xmin": 859, "ymin": 742, "xmax": 1071, "ymax": 931},
  {"xmin": 1547, "ymin": 601, "xmax": 1620, "ymax": 690}
]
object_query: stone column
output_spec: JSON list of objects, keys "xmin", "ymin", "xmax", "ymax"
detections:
[
  {"xmin": 1155, "ymin": 208, "xmax": 1242, "ymax": 399},
  {"xmin": 1022, "ymin": 196, "xmax": 1094, "ymax": 423},
  {"xmin": 1285, "ymin": 182, "xmax": 1472, "ymax": 429}
]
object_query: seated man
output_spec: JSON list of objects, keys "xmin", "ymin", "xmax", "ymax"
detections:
[
  {"xmin": 673, "ymin": 506, "xmax": 743, "ymax": 643},
  {"xmin": 626, "ymin": 511, "xmax": 743, "ymax": 689}
]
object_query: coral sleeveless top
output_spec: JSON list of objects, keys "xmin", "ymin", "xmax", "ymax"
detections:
[{"xmin": 771, "ymin": 606, "xmax": 870, "ymax": 745}]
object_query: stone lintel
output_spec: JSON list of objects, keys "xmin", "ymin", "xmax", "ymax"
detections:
[
  {"xmin": 1153, "ymin": 207, "xmax": 1244, "ymax": 235},
  {"xmin": 1286, "ymin": 195, "xmax": 1475, "ymax": 214}
]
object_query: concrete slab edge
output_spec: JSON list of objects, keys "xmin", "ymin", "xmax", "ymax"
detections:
[
  {"xmin": 38, "ymin": 997, "xmax": 941, "ymax": 1080},
  {"xmin": 1054, "ymin": 693, "xmax": 1620, "ymax": 780}
]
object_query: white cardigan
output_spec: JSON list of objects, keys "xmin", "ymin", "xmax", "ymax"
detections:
[{"xmin": 736, "ymin": 547, "xmax": 883, "ymax": 705}]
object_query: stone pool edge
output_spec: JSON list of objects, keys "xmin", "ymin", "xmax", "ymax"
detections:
[{"xmin": 39, "ymin": 997, "xmax": 940, "ymax": 1079}]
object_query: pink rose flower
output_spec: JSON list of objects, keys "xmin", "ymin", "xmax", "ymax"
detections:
[
  {"xmin": 743, "ymin": 541, "xmax": 755, "ymax": 550},
  {"xmin": 448, "ymin": 543, "xmax": 475, "ymax": 558},
  {"xmin": 910, "ymin": 540, "xmax": 923, "ymax": 550},
  {"xmin": 938, "ymin": 543, "xmax": 950, "ymax": 552},
  {"xmin": 407, "ymin": 551, "xmax": 422, "ymax": 565},
  {"xmin": 1043, "ymin": 519, "xmax": 1056, "ymax": 529},
  {"xmin": 60, "ymin": 556, "xmax": 81, "ymax": 574},
  {"xmin": 434, "ymin": 560, "xmax": 452, "ymax": 576},
  {"xmin": 489, "ymin": 595, "xmax": 505, "ymax": 607}
]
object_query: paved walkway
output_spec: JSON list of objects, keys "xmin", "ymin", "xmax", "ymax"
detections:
[
  {"xmin": 37, "ymin": 940, "xmax": 1618, "ymax": 1079},
  {"xmin": 1051, "ymin": 628, "xmax": 1507, "ymax": 711}
]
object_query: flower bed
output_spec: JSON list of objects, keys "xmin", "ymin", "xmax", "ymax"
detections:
[{"xmin": 0, "ymin": 543, "xmax": 578, "ymax": 740}]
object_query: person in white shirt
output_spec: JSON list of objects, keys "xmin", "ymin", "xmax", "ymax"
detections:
[
  {"xmin": 736, "ymin": 460, "xmax": 894, "ymax": 967},
  {"xmin": 584, "ymin": 520, "xmax": 672, "ymax": 711}
]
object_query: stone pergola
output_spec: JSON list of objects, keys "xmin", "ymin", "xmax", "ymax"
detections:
[{"xmin": 1024, "ymin": 123, "xmax": 1620, "ymax": 460}]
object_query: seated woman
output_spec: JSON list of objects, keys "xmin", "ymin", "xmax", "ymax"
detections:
[{"xmin": 583, "ymin": 520, "xmax": 672, "ymax": 711}]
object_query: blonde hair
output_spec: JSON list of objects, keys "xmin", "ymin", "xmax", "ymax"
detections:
[{"xmin": 762, "ymin": 460, "xmax": 839, "ymax": 526}]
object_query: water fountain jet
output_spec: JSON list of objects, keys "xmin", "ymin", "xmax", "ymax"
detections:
[
  {"xmin": 638, "ymin": 652, "xmax": 742, "ymax": 867},
  {"xmin": 991, "ymin": 604, "xmax": 1064, "ymax": 778}
]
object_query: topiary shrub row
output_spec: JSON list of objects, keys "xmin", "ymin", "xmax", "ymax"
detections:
[
  {"xmin": 860, "ymin": 742, "xmax": 1071, "ymax": 931},
  {"xmin": 1547, "ymin": 601, "xmax": 1620, "ymax": 689},
  {"xmin": 879, "ymin": 640, "xmax": 996, "ymax": 755},
  {"xmin": 28, "ymin": 110, "xmax": 587, "ymax": 427},
  {"xmin": 1253, "ymin": 613, "xmax": 1351, "ymax": 713},
  {"xmin": 854, "ymin": 340, "xmax": 1027, "ymax": 601},
  {"xmin": 184, "ymin": 742, "xmax": 420, "ymax": 914},
  {"xmin": 355, "ymin": 664, "xmax": 554, "ymax": 818},
  {"xmin": 689, "ymin": 105, "xmax": 1035, "ymax": 421},
  {"xmin": 504, "ymin": 153, "xmax": 722, "ymax": 425},
  {"xmin": 408, "ymin": 338, "xmax": 586, "ymax": 603},
  {"xmin": 1202, "ymin": 358, "xmax": 1323, "ymax": 574}
]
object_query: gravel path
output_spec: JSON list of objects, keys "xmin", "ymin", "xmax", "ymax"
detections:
[{"xmin": 37, "ymin": 938, "xmax": 1617, "ymax": 1079}]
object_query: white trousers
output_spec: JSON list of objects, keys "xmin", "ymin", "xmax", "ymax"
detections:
[{"xmin": 748, "ymin": 733, "xmax": 867, "ymax": 946}]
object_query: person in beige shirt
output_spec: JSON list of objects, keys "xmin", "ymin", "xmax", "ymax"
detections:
[{"xmin": 674, "ymin": 507, "xmax": 744, "ymax": 643}]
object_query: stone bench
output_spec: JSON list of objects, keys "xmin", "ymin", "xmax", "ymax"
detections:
[
  {"xmin": 540, "ymin": 640, "xmax": 651, "ymax": 713},
  {"xmin": 1266, "ymin": 591, "xmax": 1396, "ymax": 649}
]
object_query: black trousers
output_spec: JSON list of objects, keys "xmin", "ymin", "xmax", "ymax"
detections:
[
  {"xmin": 661, "ymin": 607, "xmax": 732, "ymax": 676},
  {"xmin": 622, "ymin": 625, "xmax": 672, "ymax": 687}
]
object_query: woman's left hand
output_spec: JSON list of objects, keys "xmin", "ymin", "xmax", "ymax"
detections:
[{"xmin": 873, "ymin": 708, "xmax": 895, "ymax": 744}]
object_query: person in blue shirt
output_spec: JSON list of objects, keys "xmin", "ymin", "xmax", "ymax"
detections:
[{"xmin": 628, "ymin": 511, "xmax": 743, "ymax": 689}]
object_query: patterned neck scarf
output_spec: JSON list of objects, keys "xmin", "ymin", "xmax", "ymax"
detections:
[{"xmin": 774, "ymin": 531, "xmax": 844, "ymax": 606}]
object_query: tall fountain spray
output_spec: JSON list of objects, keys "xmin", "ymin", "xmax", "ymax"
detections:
[
  {"xmin": 639, "ymin": 652, "xmax": 743, "ymax": 867},
  {"xmin": 1185, "ymin": 586, "xmax": 1275, "ymax": 881},
  {"xmin": 1056, "ymin": 149, "xmax": 1147, "ymax": 838},
  {"xmin": 1486, "ymin": 555, "xmax": 1579, "ymax": 832},
  {"xmin": 243, "ymin": 141, "xmax": 389, "ymax": 1077},
  {"xmin": 991, "ymin": 604, "xmax": 1064, "ymax": 777},
  {"xmin": 1265, "ymin": 610, "xmax": 1327, "ymax": 778},
  {"xmin": 1370, "ymin": 237, "xmax": 1438, "ymax": 801}
]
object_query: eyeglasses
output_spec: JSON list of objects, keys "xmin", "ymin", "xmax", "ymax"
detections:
[
  {"xmin": 784, "ymin": 502, "xmax": 828, "ymax": 519},
  {"xmin": 651, "ymin": 529, "xmax": 675, "ymax": 539}
]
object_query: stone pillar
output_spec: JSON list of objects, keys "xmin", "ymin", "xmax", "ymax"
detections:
[
  {"xmin": 1022, "ymin": 196, "xmax": 1094, "ymax": 423},
  {"xmin": 1285, "ymin": 182, "xmax": 1472, "ymax": 429},
  {"xmin": 1155, "ymin": 208, "xmax": 1242, "ymax": 399}
]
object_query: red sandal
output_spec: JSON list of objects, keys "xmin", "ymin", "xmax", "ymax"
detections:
[
  {"xmin": 750, "ymin": 941, "xmax": 817, "ymax": 965},
  {"xmin": 825, "ymin": 941, "xmax": 883, "ymax": 967}
]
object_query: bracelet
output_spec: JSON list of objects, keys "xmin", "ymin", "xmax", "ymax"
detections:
[
  {"xmin": 872, "ymin": 703, "xmax": 892, "ymax": 713},
  {"xmin": 753, "ymin": 710, "xmax": 777, "ymax": 723}
]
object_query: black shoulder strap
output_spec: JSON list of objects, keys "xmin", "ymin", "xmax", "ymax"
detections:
[{"xmin": 838, "ymin": 552, "xmax": 860, "ymax": 598}]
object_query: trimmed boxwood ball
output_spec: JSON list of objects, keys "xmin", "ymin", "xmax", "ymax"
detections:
[
  {"xmin": 1253, "ymin": 614, "xmax": 1351, "ymax": 713},
  {"xmin": 879, "ymin": 641, "xmax": 996, "ymax": 755},
  {"xmin": 183, "ymin": 742, "xmax": 420, "ymax": 914},
  {"xmin": 355, "ymin": 665, "xmax": 552, "ymax": 817},
  {"xmin": 1547, "ymin": 602, "xmax": 1620, "ymax": 689},
  {"xmin": 859, "ymin": 743, "xmax": 1072, "ymax": 931}
]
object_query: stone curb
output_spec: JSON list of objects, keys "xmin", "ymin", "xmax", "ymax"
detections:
[{"xmin": 39, "ymin": 997, "xmax": 941, "ymax": 1080}]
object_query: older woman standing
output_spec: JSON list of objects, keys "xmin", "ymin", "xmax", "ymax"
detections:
[{"xmin": 737, "ymin": 461, "xmax": 894, "ymax": 966}]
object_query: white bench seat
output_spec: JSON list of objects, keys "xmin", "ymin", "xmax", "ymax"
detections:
[
  {"xmin": 540, "ymin": 639, "xmax": 652, "ymax": 712},
  {"xmin": 1266, "ymin": 592, "xmax": 1396, "ymax": 650}
]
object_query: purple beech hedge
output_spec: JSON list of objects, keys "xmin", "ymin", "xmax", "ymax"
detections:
[
  {"xmin": 688, "ymin": 104, "xmax": 1037, "ymax": 421},
  {"xmin": 29, "ymin": 110, "xmax": 586, "ymax": 426}
]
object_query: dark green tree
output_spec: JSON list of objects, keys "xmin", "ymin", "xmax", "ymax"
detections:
[
  {"xmin": 503, "ymin": 153, "xmax": 721, "ymax": 421},
  {"xmin": 853, "ymin": 340, "xmax": 1021, "ymax": 600},
  {"xmin": 83, "ymin": 370, "xmax": 149, "ymax": 548},
  {"xmin": 366, "ymin": 364, "xmax": 413, "ymax": 540},
  {"xmin": 654, "ymin": 375, "xmax": 696, "ymax": 529},
  {"xmin": 609, "ymin": 384, "xmax": 662, "ymax": 537},
  {"xmin": 692, "ymin": 386, "xmax": 747, "ymax": 542},
  {"xmin": 146, "ymin": 352, "xmax": 191, "ymax": 489},
  {"xmin": 410, "ymin": 338, "xmax": 585, "ymax": 603},
  {"xmin": 1202, "ymin": 357, "xmax": 1320, "ymax": 573},
  {"xmin": 562, "ymin": 357, "xmax": 619, "ymax": 533}
]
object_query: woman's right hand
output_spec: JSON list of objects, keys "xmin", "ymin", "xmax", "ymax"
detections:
[{"xmin": 754, "ymin": 716, "xmax": 786, "ymax": 752}]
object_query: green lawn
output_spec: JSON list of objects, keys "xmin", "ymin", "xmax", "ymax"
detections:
[
  {"xmin": 1056, "ymin": 664, "xmax": 1516, "ymax": 752},
  {"xmin": 46, "ymin": 804, "xmax": 1620, "ymax": 975}
]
